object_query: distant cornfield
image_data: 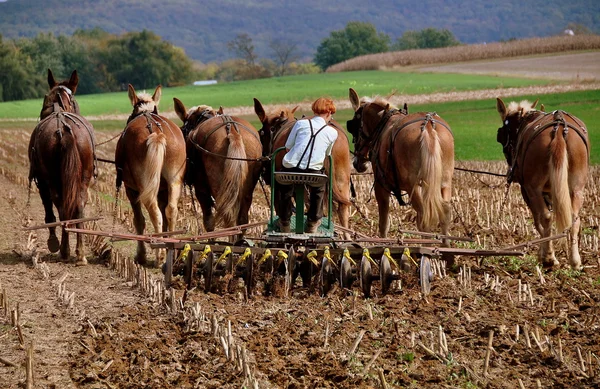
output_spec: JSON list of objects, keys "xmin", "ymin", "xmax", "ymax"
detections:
[{"xmin": 327, "ymin": 35, "xmax": 600, "ymax": 72}]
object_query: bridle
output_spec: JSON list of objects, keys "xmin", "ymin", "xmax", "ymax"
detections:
[
  {"xmin": 181, "ymin": 108, "xmax": 216, "ymax": 138},
  {"xmin": 259, "ymin": 116, "xmax": 293, "ymax": 157}
]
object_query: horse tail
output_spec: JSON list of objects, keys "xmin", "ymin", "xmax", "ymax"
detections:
[
  {"xmin": 215, "ymin": 130, "xmax": 247, "ymax": 227},
  {"xmin": 549, "ymin": 129, "xmax": 572, "ymax": 233},
  {"xmin": 61, "ymin": 129, "xmax": 82, "ymax": 220},
  {"xmin": 418, "ymin": 122, "xmax": 445, "ymax": 231},
  {"xmin": 138, "ymin": 132, "xmax": 167, "ymax": 208}
]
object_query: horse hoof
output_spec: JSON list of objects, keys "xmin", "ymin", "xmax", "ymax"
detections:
[
  {"xmin": 47, "ymin": 236, "xmax": 60, "ymax": 253},
  {"xmin": 76, "ymin": 257, "xmax": 88, "ymax": 266},
  {"xmin": 135, "ymin": 256, "xmax": 147, "ymax": 266}
]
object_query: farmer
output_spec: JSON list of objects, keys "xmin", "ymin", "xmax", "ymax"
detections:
[{"xmin": 278, "ymin": 97, "xmax": 338, "ymax": 233}]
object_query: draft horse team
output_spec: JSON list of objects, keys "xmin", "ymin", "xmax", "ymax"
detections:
[{"xmin": 27, "ymin": 69, "xmax": 590, "ymax": 271}]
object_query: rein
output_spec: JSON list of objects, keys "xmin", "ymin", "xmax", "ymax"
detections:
[
  {"xmin": 188, "ymin": 115, "xmax": 266, "ymax": 162},
  {"xmin": 509, "ymin": 110, "xmax": 589, "ymax": 184}
]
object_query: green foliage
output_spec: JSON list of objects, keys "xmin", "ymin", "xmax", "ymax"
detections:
[
  {"xmin": 314, "ymin": 22, "xmax": 390, "ymax": 70},
  {"xmin": 393, "ymin": 28, "xmax": 461, "ymax": 51},
  {"xmin": 0, "ymin": 29, "xmax": 195, "ymax": 101},
  {"xmin": 102, "ymin": 30, "xmax": 194, "ymax": 90},
  {"xmin": 0, "ymin": 35, "xmax": 41, "ymax": 102}
]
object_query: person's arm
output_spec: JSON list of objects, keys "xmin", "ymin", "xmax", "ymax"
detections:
[
  {"xmin": 285, "ymin": 122, "xmax": 300, "ymax": 151},
  {"xmin": 325, "ymin": 129, "xmax": 338, "ymax": 156}
]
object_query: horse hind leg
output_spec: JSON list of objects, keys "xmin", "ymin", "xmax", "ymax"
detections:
[
  {"xmin": 527, "ymin": 189, "xmax": 558, "ymax": 267},
  {"xmin": 374, "ymin": 182, "xmax": 391, "ymax": 238},
  {"xmin": 126, "ymin": 188, "xmax": 147, "ymax": 265},
  {"xmin": 38, "ymin": 183, "xmax": 60, "ymax": 253},
  {"xmin": 568, "ymin": 189, "xmax": 584, "ymax": 270},
  {"xmin": 165, "ymin": 182, "xmax": 182, "ymax": 233},
  {"xmin": 143, "ymin": 197, "xmax": 164, "ymax": 267}
]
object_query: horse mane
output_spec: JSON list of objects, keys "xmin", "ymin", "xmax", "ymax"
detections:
[
  {"xmin": 188, "ymin": 105, "xmax": 216, "ymax": 116},
  {"xmin": 135, "ymin": 91, "xmax": 158, "ymax": 113},
  {"xmin": 362, "ymin": 96, "xmax": 398, "ymax": 110},
  {"xmin": 507, "ymin": 100, "xmax": 536, "ymax": 116},
  {"xmin": 266, "ymin": 106, "xmax": 296, "ymax": 121}
]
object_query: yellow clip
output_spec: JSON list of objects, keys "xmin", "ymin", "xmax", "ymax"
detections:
[
  {"xmin": 258, "ymin": 249, "xmax": 272, "ymax": 265},
  {"xmin": 306, "ymin": 250, "xmax": 319, "ymax": 267},
  {"xmin": 275, "ymin": 250, "xmax": 288, "ymax": 267},
  {"xmin": 343, "ymin": 248, "xmax": 356, "ymax": 266},
  {"xmin": 217, "ymin": 246, "xmax": 232, "ymax": 265},
  {"xmin": 403, "ymin": 247, "xmax": 418, "ymax": 267},
  {"xmin": 382, "ymin": 247, "xmax": 400, "ymax": 270},
  {"xmin": 236, "ymin": 247, "xmax": 252, "ymax": 266},
  {"xmin": 175, "ymin": 243, "xmax": 191, "ymax": 263},
  {"xmin": 363, "ymin": 248, "xmax": 377, "ymax": 267}
]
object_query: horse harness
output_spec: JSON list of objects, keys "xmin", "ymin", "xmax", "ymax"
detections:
[
  {"xmin": 30, "ymin": 104, "xmax": 98, "ymax": 184},
  {"xmin": 187, "ymin": 114, "xmax": 263, "ymax": 161},
  {"xmin": 369, "ymin": 111, "xmax": 453, "ymax": 205},
  {"xmin": 506, "ymin": 110, "xmax": 589, "ymax": 184}
]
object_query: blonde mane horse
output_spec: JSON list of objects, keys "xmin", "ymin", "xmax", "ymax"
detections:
[
  {"xmin": 496, "ymin": 98, "xmax": 589, "ymax": 269},
  {"xmin": 115, "ymin": 85, "xmax": 186, "ymax": 266},
  {"xmin": 348, "ymin": 88, "xmax": 454, "ymax": 244}
]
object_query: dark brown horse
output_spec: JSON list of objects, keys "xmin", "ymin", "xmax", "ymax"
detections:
[
  {"xmin": 496, "ymin": 98, "xmax": 589, "ymax": 269},
  {"xmin": 253, "ymin": 98, "xmax": 352, "ymax": 239},
  {"xmin": 348, "ymin": 88, "xmax": 454, "ymax": 243},
  {"xmin": 28, "ymin": 69, "xmax": 96, "ymax": 264},
  {"xmin": 174, "ymin": 99, "xmax": 262, "ymax": 233},
  {"xmin": 115, "ymin": 85, "xmax": 186, "ymax": 266}
]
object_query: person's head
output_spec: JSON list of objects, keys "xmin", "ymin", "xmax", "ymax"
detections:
[{"xmin": 312, "ymin": 97, "xmax": 336, "ymax": 117}]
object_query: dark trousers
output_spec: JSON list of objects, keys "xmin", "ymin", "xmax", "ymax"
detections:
[{"xmin": 278, "ymin": 167, "xmax": 326, "ymax": 224}]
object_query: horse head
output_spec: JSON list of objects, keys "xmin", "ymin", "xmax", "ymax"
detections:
[
  {"xmin": 348, "ymin": 88, "xmax": 401, "ymax": 173},
  {"xmin": 127, "ymin": 84, "xmax": 161, "ymax": 122},
  {"xmin": 174, "ymin": 98, "xmax": 218, "ymax": 138},
  {"xmin": 40, "ymin": 69, "xmax": 80, "ymax": 119},
  {"xmin": 253, "ymin": 98, "xmax": 298, "ymax": 157},
  {"xmin": 496, "ymin": 97, "xmax": 539, "ymax": 166}
]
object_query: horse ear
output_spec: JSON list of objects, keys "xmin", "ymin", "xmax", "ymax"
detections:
[
  {"xmin": 531, "ymin": 99, "xmax": 539, "ymax": 109},
  {"xmin": 291, "ymin": 106, "xmax": 299, "ymax": 114},
  {"xmin": 47, "ymin": 69, "xmax": 57, "ymax": 88},
  {"xmin": 152, "ymin": 85, "xmax": 162, "ymax": 106},
  {"xmin": 173, "ymin": 98, "xmax": 187, "ymax": 122},
  {"xmin": 128, "ymin": 84, "xmax": 138, "ymax": 106},
  {"xmin": 218, "ymin": 106, "xmax": 224, "ymax": 115},
  {"xmin": 279, "ymin": 110, "xmax": 286, "ymax": 118},
  {"xmin": 253, "ymin": 98, "xmax": 266, "ymax": 122},
  {"xmin": 68, "ymin": 70, "xmax": 79, "ymax": 94},
  {"xmin": 540, "ymin": 103, "xmax": 545, "ymax": 112},
  {"xmin": 384, "ymin": 103, "xmax": 390, "ymax": 112},
  {"xmin": 496, "ymin": 98, "xmax": 507, "ymax": 120},
  {"xmin": 403, "ymin": 103, "xmax": 409, "ymax": 114},
  {"xmin": 349, "ymin": 88, "xmax": 360, "ymax": 111}
]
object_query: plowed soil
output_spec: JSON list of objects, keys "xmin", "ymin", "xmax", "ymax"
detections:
[{"xmin": 1, "ymin": 55, "xmax": 599, "ymax": 389}]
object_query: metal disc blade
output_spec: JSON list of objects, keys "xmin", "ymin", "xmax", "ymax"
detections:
[
  {"xmin": 360, "ymin": 258, "xmax": 372, "ymax": 298},
  {"xmin": 340, "ymin": 256, "xmax": 353, "ymax": 289},
  {"xmin": 380, "ymin": 255, "xmax": 392, "ymax": 295},
  {"xmin": 420, "ymin": 255, "xmax": 432, "ymax": 296}
]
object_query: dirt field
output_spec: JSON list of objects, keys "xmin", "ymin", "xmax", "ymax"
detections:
[{"xmin": 1, "ymin": 55, "xmax": 599, "ymax": 389}]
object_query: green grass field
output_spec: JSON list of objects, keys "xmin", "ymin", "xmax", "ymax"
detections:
[
  {"xmin": 0, "ymin": 71, "xmax": 597, "ymax": 163},
  {"xmin": 241, "ymin": 89, "xmax": 599, "ymax": 164},
  {"xmin": 0, "ymin": 71, "xmax": 558, "ymax": 119}
]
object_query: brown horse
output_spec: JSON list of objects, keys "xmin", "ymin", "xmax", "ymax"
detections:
[
  {"xmin": 253, "ymin": 98, "xmax": 352, "ymax": 239},
  {"xmin": 348, "ymin": 88, "xmax": 454, "ymax": 243},
  {"xmin": 174, "ymin": 99, "xmax": 262, "ymax": 233},
  {"xmin": 28, "ymin": 69, "xmax": 96, "ymax": 264},
  {"xmin": 496, "ymin": 98, "xmax": 589, "ymax": 269},
  {"xmin": 115, "ymin": 85, "xmax": 186, "ymax": 265}
]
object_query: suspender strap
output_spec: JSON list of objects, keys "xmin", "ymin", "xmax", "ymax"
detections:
[{"xmin": 295, "ymin": 120, "xmax": 328, "ymax": 169}]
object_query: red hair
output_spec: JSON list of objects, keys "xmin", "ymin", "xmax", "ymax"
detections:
[{"xmin": 312, "ymin": 97, "xmax": 336, "ymax": 115}]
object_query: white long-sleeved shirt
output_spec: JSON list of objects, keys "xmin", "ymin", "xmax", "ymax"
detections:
[{"xmin": 282, "ymin": 116, "xmax": 338, "ymax": 170}]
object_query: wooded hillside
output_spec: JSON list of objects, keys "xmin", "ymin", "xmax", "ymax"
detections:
[{"xmin": 0, "ymin": 0, "xmax": 597, "ymax": 62}]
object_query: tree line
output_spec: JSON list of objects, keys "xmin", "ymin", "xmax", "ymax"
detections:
[{"xmin": 0, "ymin": 21, "xmax": 475, "ymax": 102}]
